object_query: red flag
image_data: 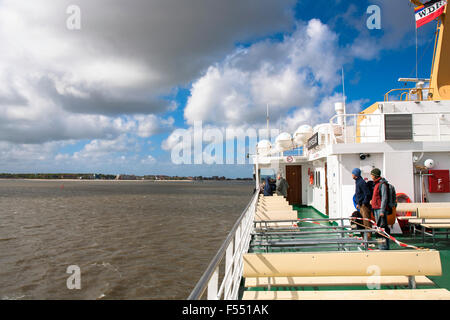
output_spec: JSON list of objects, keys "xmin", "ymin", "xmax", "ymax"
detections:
[{"xmin": 415, "ymin": 0, "xmax": 447, "ymax": 28}]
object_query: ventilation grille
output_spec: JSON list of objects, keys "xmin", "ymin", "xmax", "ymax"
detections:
[{"xmin": 384, "ymin": 114, "xmax": 413, "ymax": 141}]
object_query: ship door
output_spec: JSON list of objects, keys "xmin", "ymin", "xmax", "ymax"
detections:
[{"xmin": 286, "ymin": 165, "xmax": 302, "ymax": 206}]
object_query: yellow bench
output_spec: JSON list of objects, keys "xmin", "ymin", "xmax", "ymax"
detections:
[
  {"xmin": 243, "ymin": 289, "xmax": 450, "ymax": 300},
  {"xmin": 254, "ymin": 211, "xmax": 297, "ymax": 222},
  {"xmin": 418, "ymin": 208, "xmax": 450, "ymax": 219},
  {"xmin": 396, "ymin": 202, "xmax": 450, "ymax": 213},
  {"xmin": 242, "ymin": 250, "xmax": 450, "ymax": 300}
]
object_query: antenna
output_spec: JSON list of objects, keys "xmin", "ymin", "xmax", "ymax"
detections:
[
  {"xmin": 341, "ymin": 67, "xmax": 346, "ymax": 113},
  {"xmin": 341, "ymin": 68, "xmax": 347, "ymax": 127},
  {"xmin": 416, "ymin": 24, "xmax": 418, "ymax": 79},
  {"xmin": 266, "ymin": 103, "xmax": 270, "ymax": 140}
]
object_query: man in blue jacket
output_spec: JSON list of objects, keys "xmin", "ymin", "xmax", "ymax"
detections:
[{"xmin": 352, "ymin": 168, "xmax": 372, "ymax": 239}]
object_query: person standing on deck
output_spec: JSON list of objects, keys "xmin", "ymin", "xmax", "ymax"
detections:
[
  {"xmin": 352, "ymin": 168, "xmax": 372, "ymax": 239},
  {"xmin": 370, "ymin": 168, "xmax": 390, "ymax": 250},
  {"xmin": 276, "ymin": 173, "xmax": 289, "ymax": 198},
  {"xmin": 263, "ymin": 176, "xmax": 273, "ymax": 196}
]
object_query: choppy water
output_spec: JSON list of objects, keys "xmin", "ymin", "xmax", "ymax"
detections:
[{"xmin": 0, "ymin": 179, "xmax": 253, "ymax": 300}]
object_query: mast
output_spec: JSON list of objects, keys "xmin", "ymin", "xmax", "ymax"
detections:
[
  {"xmin": 429, "ymin": 2, "xmax": 450, "ymax": 100},
  {"xmin": 412, "ymin": 0, "xmax": 450, "ymax": 100}
]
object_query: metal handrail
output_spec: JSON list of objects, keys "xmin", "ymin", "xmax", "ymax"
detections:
[
  {"xmin": 384, "ymin": 88, "xmax": 418, "ymax": 101},
  {"xmin": 327, "ymin": 111, "xmax": 450, "ymax": 145},
  {"xmin": 187, "ymin": 191, "xmax": 258, "ymax": 300}
]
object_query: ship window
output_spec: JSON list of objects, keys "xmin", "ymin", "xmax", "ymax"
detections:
[{"xmin": 384, "ymin": 114, "xmax": 413, "ymax": 141}]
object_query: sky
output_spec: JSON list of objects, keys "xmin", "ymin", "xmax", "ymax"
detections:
[{"xmin": 0, "ymin": 0, "xmax": 439, "ymax": 178}]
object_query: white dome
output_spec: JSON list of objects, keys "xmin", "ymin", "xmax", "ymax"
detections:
[
  {"xmin": 424, "ymin": 159, "xmax": 435, "ymax": 169},
  {"xmin": 293, "ymin": 125, "xmax": 313, "ymax": 145},
  {"xmin": 275, "ymin": 132, "xmax": 293, "ymax": 151},
  {"xmin": 256, "ymin": 140, "xmax": 272, "ymax": 155}
]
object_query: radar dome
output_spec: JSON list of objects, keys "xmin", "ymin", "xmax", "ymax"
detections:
[
  {"xmin": 275, "ymin": 132, "xmax": 293, "ymax": 151},
  {"xmin": 293, "ymin": 125, "xmax": 313, "ymax": 145},
  {"xmin": 256, "ymin": 140, "xmax": 272, "ymax": 156}
]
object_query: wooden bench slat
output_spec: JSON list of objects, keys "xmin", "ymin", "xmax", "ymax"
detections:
[
  {"xmin": 254, "ymin": 222, "xmax": 296, "ymax": 228},
  {"xmin": 243, "ymin": 251, "xmax": 442, "ymax": 277},
  {"xmin": 256, "ymin": 209, "xmax": 296, "ymax": 214},
  {"xmin": 397, "ymin": 202, "xmax": 450, "ymax": 212},
  {"xmin": 254, "ymin": 213, "xmax": 297, "ymax": 221},
  {"xmin": 407, "ymin": 219, "xmax": 450, "ymax": 224},
  {"xmin": 421, "ymin": 224, "xmax": 450, "ymax": 228},
  {"xmin": 418, "ymin": 208, "xmax": 450, "ymax": 219},
  {"xmin": 257, "ymin": 206, "xmax": 293, "ymax": 210},
  {"xmin": 244, "ymin": 276, "xmax": 434, "ymax": 287},
  {"xmin": 242, "ymin": 289, "xmax": 450, "ymax": 300}
]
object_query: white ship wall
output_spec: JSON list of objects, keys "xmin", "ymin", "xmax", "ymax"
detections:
[
  {"xmin": 326, "ymin": 155, "xmax": 339, "ymax": 218},
  {"xmin": 412, "ymin": 152, "xmax": 450, "ymax": 203},
  {"xmin": 337, "ymin": 154, "xmax": 361, "ymax": 221},
  {"xmin": 358, "ymin": 153, "xmax": 383, "ymax": 180},
  {"xmin": 302, "ymin": 161, "xmax": 327, "ymax": 214},
  {"xmin": 383, "ymin": 152, "xmax": 415, "ymax": 202}
]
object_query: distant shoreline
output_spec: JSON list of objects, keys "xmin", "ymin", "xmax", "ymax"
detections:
[
  {"xmin": 0, "ymin": 178, "xmax": 251, "ymax": 182},
  {"xmin": 0, "ymin": 178, "xmax": 192, "ymax": 182}
]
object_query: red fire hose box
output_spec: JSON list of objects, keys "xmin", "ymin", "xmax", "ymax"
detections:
[{"xmin": 428, "ymin": 170, "xmax": 450, "ymax": 193}]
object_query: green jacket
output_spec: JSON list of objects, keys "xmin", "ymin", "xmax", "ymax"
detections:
[{"xmin": 276, "ymin": 178, "xmax": 289, "ymax": 197}]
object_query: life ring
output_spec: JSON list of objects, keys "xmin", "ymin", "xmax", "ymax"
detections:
[{"xmin": 395, "ymin": 193, "xmax": 412, "ymax": 232}]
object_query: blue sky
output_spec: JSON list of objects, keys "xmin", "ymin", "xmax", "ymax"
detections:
[{"xmin": 0, "ymin": 0, "xmax": 441, "ymax": 178}]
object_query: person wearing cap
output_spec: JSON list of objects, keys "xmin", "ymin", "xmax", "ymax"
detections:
[
  {"xmin": 370, "ymin": 168, "xmax": 390, "ymax": 250},
  {"xmin": 352, "ymin": 168, "xmax": 372, "ymax": 237}
]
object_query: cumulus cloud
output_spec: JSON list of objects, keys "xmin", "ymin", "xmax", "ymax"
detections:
[
  {"xmin": 135, "ymin": 115, "xmax": 175, "ymax": 138},
  {"xmin": 53, "ymin": 135, "xmax": 158, "ymax": 172},
  {"xmin": 0, "ymin": 0, "xmax": 294, "ymax": 145},
  {"xmin": 161, "ymin": 17, "xmax": 378, "ymax": 157},
  {"xmin": 184, "ymin": 19, "xmax": 345, "ymax": 128},
  {"xmin": 0, "ymin": 1, "xmax": 420, "ymax": 175}
]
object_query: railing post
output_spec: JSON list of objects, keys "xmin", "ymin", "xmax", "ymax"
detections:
[
  {"xmin": 207, "ymin": 267, "xmax": 219, "ymax": 300},
  {"xmin": 224, "ymin": 239, "xmax": 234, "ymax": 299}
]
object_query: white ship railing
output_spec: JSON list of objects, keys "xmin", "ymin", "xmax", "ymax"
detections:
[
  {"xmin": 327, "ymin": 112, "xmax": 450, "ymax": 145},
  {"xmin": 187, "ymin": 191, "xmax": 258, "ymax": 300}
]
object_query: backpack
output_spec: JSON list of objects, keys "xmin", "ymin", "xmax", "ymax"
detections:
[
  {"xmin": 382, "ymin": 181, "xmax": 397, "ymax": 215},
  {"xmin": 366, "ymin": 180, "xmax": 375, "ymax": 199}
]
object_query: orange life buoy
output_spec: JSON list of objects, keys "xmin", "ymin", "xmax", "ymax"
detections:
[{"xmin": 396, "ymin": 193, "xmax": 412, "ymax": 233}]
